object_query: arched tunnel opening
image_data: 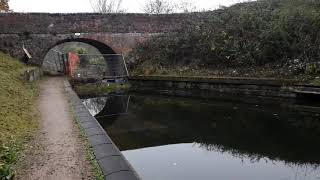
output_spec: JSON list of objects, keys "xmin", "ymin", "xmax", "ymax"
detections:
[
  {"xmin": 42, "ymin": 38, "xmax": 128, "ymax": 82},
  {"xmin": 55, "ymin": 38, "xmax": 116, "ymax": 55}
]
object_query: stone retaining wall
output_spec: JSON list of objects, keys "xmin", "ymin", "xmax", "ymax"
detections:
[
  {"xmin": 23, "ymin": 67, "xmax": 43, "ymax": 82},
  {"xmin": 129, "ymin": 76, "xmax": 300, "ymax": 99}
]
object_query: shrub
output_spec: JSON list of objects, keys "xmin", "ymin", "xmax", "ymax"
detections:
[{"xmin": 129, "ymin": 0, "xmax": 320, "ymax": 76}]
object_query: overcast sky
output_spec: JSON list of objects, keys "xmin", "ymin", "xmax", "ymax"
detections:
[{"xmin": 9, "ymin": 0, "xmax": 247, "ymax": 13}]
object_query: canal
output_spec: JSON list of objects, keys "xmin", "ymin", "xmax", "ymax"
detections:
[{"xmin": 81, "ymin": 94, "xmax": 320, "ymax": 180}]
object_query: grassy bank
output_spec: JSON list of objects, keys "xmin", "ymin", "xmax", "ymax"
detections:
[
  {"xmin": 129, "ymin": 0, "xmax": 320, "ymax": 82},
  {"xmin": 0, "ymin": 52, "xmax": 39, "ymax": 179}
]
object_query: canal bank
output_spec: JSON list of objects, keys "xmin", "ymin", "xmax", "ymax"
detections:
[
  {"xmin": 65, "ymin": 74, "xmax": 320, "ymax": 180},
  {"xmin": 65, "ymin": 81, "xmax": 140, "ymax": 180},
  {"xmin": 129, "ymin": 76, "xmax": 320, "ymax": 100}
]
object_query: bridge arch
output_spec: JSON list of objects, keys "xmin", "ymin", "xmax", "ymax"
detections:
[
  {"xmin": 43, "ymin": 38, "xmax": 126, "ymax": 78},
  {"xmin": 0, "ymin": 13, "xmax": 187, "ymax": 66},
  {"xmin": 44, "ymin": 38, "xmax": 117, "ymax": 60}
]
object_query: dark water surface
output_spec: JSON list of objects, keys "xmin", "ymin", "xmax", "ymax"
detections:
[{"xmin": 82, "ymin": 94, "xmax": 320, "ymax": 180}]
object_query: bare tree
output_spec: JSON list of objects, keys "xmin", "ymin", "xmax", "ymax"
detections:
[
  {"xmin": 90, "ymin": 0, "xmax": 125, "ymax": 13},
  {"xmin": 177, "ymin": 0, "xmax": 198, "ymax": 13},
  {"xmin": 143, "ymin": 0, "xmax": 176, "ymax": 14},
  {"xmin": 0, "ymin": 0, "xmax": 11, "ymax": 12},
  {"xmin": 143, "ymin": 0, "xmax": 199, "ymax": 14}
]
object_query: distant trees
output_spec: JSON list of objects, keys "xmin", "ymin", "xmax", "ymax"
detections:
[
  {"xmin": 60, "ymin": 42, "xmax": 100, "ymax": 55},
  {"xmin": 90, "ymin": 0, "xmax": 199, "ymax": 14},
  {"xmin": 143, "ymin": 0, "xmax": 198, "ymax": 14},
  {"xmin": 143, "ymin": 0, "xmax": 175, "ymax": 14},
  {"xmin": 177, "ymin": 0, "xmax": 198, "ymax": 13},
  {"xmin": 0, "ymin": 0, "xmax": 11, "ymax": 12},
  {"xmin": 90, "ymin": 0, "xmax": 125, "ymax": 13}
]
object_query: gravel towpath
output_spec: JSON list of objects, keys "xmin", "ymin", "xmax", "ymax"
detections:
[{"xmin": 17, "ymin": 77, "xmax": 94, "ymax": 180}]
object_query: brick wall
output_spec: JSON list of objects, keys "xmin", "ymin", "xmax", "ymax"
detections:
[
  {"xmin": 0, "ymin": 13, "xmax": 190, "ymax": 66},
  {"xmin": 0, "ymin": 13, "xmax": 187, "ymax": 34}
]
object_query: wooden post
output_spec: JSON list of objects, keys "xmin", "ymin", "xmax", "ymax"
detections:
[{"xmin": 122, "ymin": 55, "xmax": 129, "ymax": 77}]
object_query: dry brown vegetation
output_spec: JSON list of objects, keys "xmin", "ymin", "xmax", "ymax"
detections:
[{"xmin": 129, "ymin": 0, "xmax": 320, "ymax": 81}]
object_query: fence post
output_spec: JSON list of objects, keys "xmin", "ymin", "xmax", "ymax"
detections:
[{"xmin": 122, "ymin": 55, "xmax": 129, "ymax": 77}]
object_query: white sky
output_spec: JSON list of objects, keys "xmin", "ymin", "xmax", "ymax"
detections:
[{"xmin": 9, "ymin": 0, "xmax": 247, "ymax": 13}]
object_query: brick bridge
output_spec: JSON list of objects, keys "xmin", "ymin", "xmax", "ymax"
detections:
[{"xmin": 0, "ymin": 13, "xmax": 190, "ymax": 66}]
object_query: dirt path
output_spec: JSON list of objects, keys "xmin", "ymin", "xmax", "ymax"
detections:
[{"xmin": 17, "ymin": 77, "xmax": 94, "ymax": 180}]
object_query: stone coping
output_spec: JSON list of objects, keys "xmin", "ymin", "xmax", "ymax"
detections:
[
  {"xmin": 64, "ymin": 81, "xmax": 140, "ymax": 180},
  {"xmin": 0, "ymin": 12, "xmax": 191, "ymax": 16},
  {"xmin": 129, "ymin": 75, "xmax": 320, "ymax": 98},
  {"xmin": 129, "ymin": 75, "xmax": 299, "ymax": 86}
]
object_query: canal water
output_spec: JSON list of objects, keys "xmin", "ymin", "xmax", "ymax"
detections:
[{"xmin": 82, "ymin": 94, "xmax": 320, "ymax": 180}]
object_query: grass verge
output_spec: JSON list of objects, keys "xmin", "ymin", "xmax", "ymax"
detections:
[
  {"xmin": 66, "ymin": 92, "xmax": 104, "ymax": 180},
  {"xmin": 0, "ymin": 52, "xmax": 39, "ymax": 179},
  {"xmin": 74, "ymin": 119, "xmax": 104, "ymax": 180}
]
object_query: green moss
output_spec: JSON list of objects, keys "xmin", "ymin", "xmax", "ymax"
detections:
[
  {"xmin": 75, "ymin": 122, "xmax": 104, "ymax": 180},
  {"xmin": 73, "ymin": 83, "xmax": 131, "ymax": 96},
  {"xmin": 306, "ymin": 63, "xmax": 318, "ymax": 75},
  {"xmin": 0, "ymin": 52, "xmax": 39, "ymax": 179},
  {"xmin": 310, "ymin": 78, "xmax": 320, "ymax": 86}
]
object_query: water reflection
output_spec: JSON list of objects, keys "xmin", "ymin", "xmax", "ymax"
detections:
[
  {"xmin": 82, "ymin": 94, "xmax": 320, "ymax": 180},
  {"xmin": 124, "ymin": 143, "xmax": 320, "ymax": 180},
  {"xmin": 82, "ymin": 97, "xmax": 108, "ymax": 116},
  {"xmin": 82, "ymin": 95, "xmax": 130, "ymax": 117}
]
